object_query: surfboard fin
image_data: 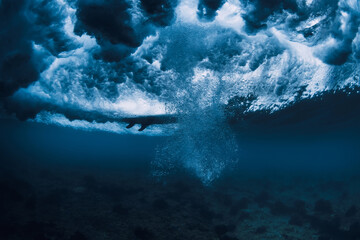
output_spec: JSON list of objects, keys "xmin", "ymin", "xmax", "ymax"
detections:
[
  {"xmin": 138, "ymin": 124, "xmax": 149, "ymax": 131},
  {"xmin": 126, "ymin": 122, "xmax": 135, "ymax": 129}
]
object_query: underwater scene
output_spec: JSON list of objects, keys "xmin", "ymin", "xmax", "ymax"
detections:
[{"xmin": 1, "ymin": 0, "xmax": 360, "ymax": 239}]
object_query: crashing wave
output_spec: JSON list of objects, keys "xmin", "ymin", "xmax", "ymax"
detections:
[{"xmin": 1, "ymin": 0, "xmax": 360, "ymax": 182}]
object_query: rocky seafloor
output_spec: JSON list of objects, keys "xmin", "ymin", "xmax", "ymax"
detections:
[{"xmin": 1, "ymin": 158, "xmax": 360, "ymax": 240}]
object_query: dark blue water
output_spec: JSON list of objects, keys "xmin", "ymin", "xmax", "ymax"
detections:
[
  {"xmin": 1, "ymin": 0, "xmax": 360, "ymax": 239},
  {"xmin": 1, "ymin": 118, "xmax": 360, "ymax": 240}
]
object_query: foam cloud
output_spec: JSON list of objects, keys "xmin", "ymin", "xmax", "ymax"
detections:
[
  {"xmin": 0, "ymin": 0, "xmax": 78, "ymax": 98},
  {"xmin": 315, "ymin": 0, "xmax": 360, "ymax": 65},
  {"xmin": 1, "ymin": 0, "xmax": 360, "ymax": 183},
  {"xmin": 197, "ymin": 0, "xmax": 225, "ymax": 20},
  {"xmin": 0, "ymin": 0, "xmax": 359, "ymax": 133}
]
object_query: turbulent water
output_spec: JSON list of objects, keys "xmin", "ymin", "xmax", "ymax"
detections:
[
  {"xmin": 1, "ymin": 0, "xmax": 360, "ymax": 182},
  {"xmin": 1, "ymin": 2, "xmax": 360, "ymax": 239}
]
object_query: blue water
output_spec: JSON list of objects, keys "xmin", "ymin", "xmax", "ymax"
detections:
[
  {"xmin": 1, "ymin": 118, "xmax": 360, "ymax": 239},
  {"xmin": 1, "ymin": 0, "xmax": 360, "ymax": 239}
]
